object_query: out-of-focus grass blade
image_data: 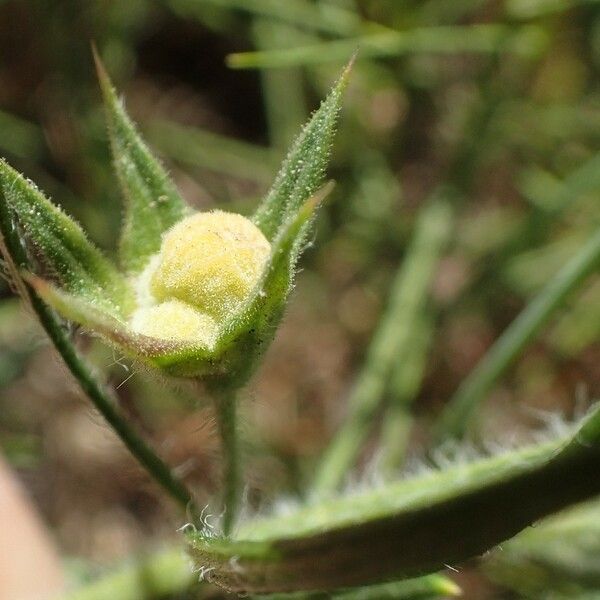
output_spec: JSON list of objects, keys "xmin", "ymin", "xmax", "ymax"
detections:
[
  {"xmin": 227, "ymin": 24, "xmax": 547, "ymax": 69},
  {"xmin": 313, "ymin": 198, "xmax": 453, "ymax": 495},
  {"xmin": 165, "ymin": 0, "xmax": 365, "ymax": 37},
  {"xmin": 381, "ymin": 312, "xmax": 436, "ymax": 472},
  {"xmin": 251, "ymin": 18, "xmax": 309, "ymax": 151},
  {"xmin": 434, "ymin": 227, "xmax": 600, "ymax": 442},
  {"xmin": 144, "ymin": 120, "xmax": 278, "ymax": 184}
]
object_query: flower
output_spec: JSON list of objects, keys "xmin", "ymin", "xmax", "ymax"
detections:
[{"xmin": 0, "ymin": 53, "xmax": 349, "ymax": 381}]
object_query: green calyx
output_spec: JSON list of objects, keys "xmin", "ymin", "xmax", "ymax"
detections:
[{"xmin": 0, "ymin": 52, "xmax": 349, "ymax": 381}]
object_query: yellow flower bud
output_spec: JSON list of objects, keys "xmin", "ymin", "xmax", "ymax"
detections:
[
  {"xmin": 130, "ymin": 300, "xmax": 218, "ymax": 346},
  {"xmin": 149, "ymin": 211, "xmax": 271, "ymax": 321}
]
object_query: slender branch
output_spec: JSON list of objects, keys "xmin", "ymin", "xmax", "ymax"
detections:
[
  {"xmin": 214, "ymin": 385, "xmax": 241, "ymax": 536},
  {"xmin": 0, "ymin": 196, "xmax": 197, "ymax": 515},
  {"xmin": 434, "ymin": 226, "xmax": 600, "ymax": 441}
]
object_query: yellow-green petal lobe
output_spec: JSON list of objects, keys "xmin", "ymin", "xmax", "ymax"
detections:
[
  {"xmin": 130, "ymin": 300, "xmax": 218, "ymax": 347},
  {"xmin": 150, "ymin": 210, "xmax": 271, "ymax": 321}
]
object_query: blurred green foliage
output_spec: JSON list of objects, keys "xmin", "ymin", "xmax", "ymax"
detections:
[{"xmin": 0, "ymin": 0, "xmax": 599, "ymax": 597}]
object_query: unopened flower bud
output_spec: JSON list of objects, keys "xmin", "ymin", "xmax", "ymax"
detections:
[{"xmin": 149, "ymin": 211, "xmax": 271, "ymax": 321}]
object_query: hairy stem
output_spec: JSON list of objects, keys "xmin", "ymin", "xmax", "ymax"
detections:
[
  {"xmin": 0, "ymin": 195, "xmax": 196, "ymax": 515},
  {"xmin": 214, "ymin": 385, "xmax": 241, "ymax": 536}
]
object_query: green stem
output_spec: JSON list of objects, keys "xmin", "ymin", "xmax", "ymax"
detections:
[
  {"xmin": 435, "ymin": 226, "xmax": 600, "ymax": 441},
  {"xmin": 214, "ymin": 385, "xmax": 241, "ymax": 536},
  {"xmin": 0, "ymin": 196, "xmax": 196, "ymax": 515}
]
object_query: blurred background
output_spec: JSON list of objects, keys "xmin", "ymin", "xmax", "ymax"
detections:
[{"xmin": 0, "ymin": 1, "xmax": 599, "ymax": 598}]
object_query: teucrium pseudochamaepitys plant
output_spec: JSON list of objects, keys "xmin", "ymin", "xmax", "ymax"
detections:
[
  {"xmin": 0, "ymin": 51, "xmax": 348, "ymax": 541},
  {"xmin": 4, "ymin": 48, "xmax": 600, "ymax": 599}
]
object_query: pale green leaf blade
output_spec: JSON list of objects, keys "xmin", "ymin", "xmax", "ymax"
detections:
[
  {"xmin": 0, "ymin": 159, "xmax": 131, "ymax": 317},
  {"xmin": 252, "ymin": 59, "xmax": 351, "ymax": 240},
  {"xmin": 187, "ymin": 402, "xmax": 600, "ymax": 594},
  {"xmin": 94, "ymin": 50, "xmax": 188, "ymax": 273}
]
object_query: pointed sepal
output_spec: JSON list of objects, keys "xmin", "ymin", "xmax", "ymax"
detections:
[
  {"xmin": 216, "ymin": 183, "xmax": 334, "ymax": 382},
  {"xmin": 93, "ymin": 47, "xmax": 189, "ymax": 273},
  {"xmin": 0, "ymin": 159, "xmax": 131, "ymax": 317},
  {"xmin": 252, "ymin": 57, "xmax": 352, "ymax": 241}
]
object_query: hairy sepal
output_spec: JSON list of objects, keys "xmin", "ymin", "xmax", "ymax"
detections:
[
  {"xmin": 207, "ymin": 183, "xmax": 334, "ymax": 384},
  {"xmin": 0, "ymin": 159, "xmax": 131, "ymax": 317},
  {"xmin": 93, "ymin": 48, "xmax": 188, "ymax": 274},
  {"xmin": 252, "ymin": 58, "xmax": 352, "ymax": 241}
]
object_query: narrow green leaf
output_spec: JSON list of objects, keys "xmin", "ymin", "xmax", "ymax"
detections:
[
  {"xmin": 381, "ymin": 312, "xmax": 436, "ymax": 472},
  {"xmin": 228, "ymin": 25, "xmax": 547, "ymax": 69},
  {"xmin": 93, "ymin": 48, "xmax": 188, "ymax": 273},
  {"xmin": 188, "ymin": 402, "xmax": 600, "ymax": 593},
  {"xmin": 252, "ymin": 58, "xmax": 351, "ymax": 240},
  {"xmin": 166, "ymin": 0, "xmax": 365, "ymax": 37},
  {"xmin": 0, "ymin": 159, "xmax": 131, "ymax": 317}
]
